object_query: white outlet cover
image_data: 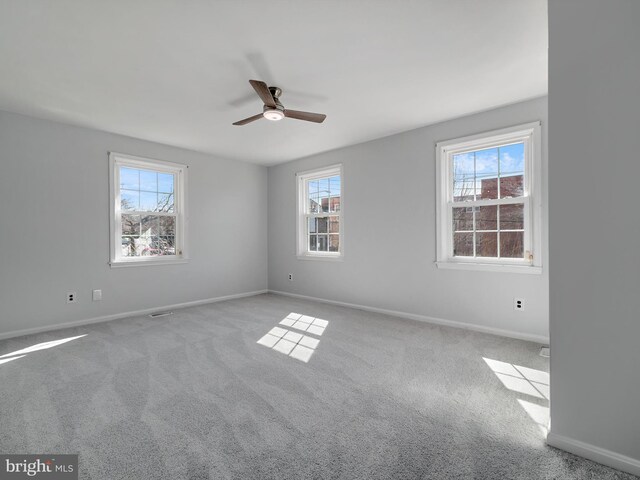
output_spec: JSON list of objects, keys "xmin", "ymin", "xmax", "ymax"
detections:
[
  {"xmin": 92, "ymin": 289, "xmax": 102, "ymax": 301},
  {"xmin": 514, "ymin": 298, "xmax": 525, "ymax": 311}
]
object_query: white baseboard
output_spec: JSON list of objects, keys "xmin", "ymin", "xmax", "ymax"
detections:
[
  {"xmin": 2, "ymin": 287, "xmax": 548, "ymax": 345},
  {"xmin": 0, "ymin": 289, "xmax": 268, "ymax": 341},
  {"xmin": 547, "ymin": 432, "xmax": 640, "ymax": 477},
  {"xmin": 268, "ymin": 290, "xmax": 549, "ymax": 344}
]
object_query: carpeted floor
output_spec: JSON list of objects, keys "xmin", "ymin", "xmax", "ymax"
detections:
[{"xmin": 0, "ymin": 293, "xmax": 636, "ymax": 479}]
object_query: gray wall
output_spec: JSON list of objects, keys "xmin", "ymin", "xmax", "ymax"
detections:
[
  {"xmin": 0, "ymin": 110, "xmax": 268, "ymax": 338},
  {"xmin": 268, "ymin": 97, "xmax": 549, "ymax": 342},
  {"xmin": 549, "ymin": 0, "xmax": 640, "ymax": 471}
]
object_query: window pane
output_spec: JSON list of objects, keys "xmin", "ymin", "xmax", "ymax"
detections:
[
  {"xmin": 329, "ymin": 175, "xmax": 341, "ymax": 212},
  {"xmin": 158, "ymin": 173, "xmax": 174, "ymax": 194},
  {"xmin": 309, "ymin": 198, "xmax": 320, "ymax": 214},
  {"xmin": 500, "ymin": 204, "xmax": 524, "ymax": 230},
  {"xmin": 121, "ymin": 190, "xmax": 139, "ymax": 211},
  {"xmin": 499, "ymin": 143, "xmax": 525, "ymax": 198},
  {"xmin": 159, "ymin": 216, "xmax": 175, "ymax": 236},
  {"xmin": 476, "ymin": 232, "xmax": 498, "ymax": 257},
  {"xmin": 500, "ymin": 231, "xmax": 524, "ymax": 258},
  {"xmin": 317, "ymin": 235, "xmax": 328, "ymax": 252},
  {"xmin": 140, "ymin": 191, "xmax": 158, "ymax": 212},
  {"xmin": 159, "ymin": 236, "xmax": 176, "ymax": 256},
  {"xmin": 139, "ymin": 170, "xmax": 158, "ymax": 192},
  {"xmin": 308, "ymin": 180, "xmax": 320, "ymax": 213},
  {"xmin": 317, "ymin": 217, "xmax": 328, "ymax": 234},
  {"xmin": 309, "ymin": 235, "xmax": 317, "ymax": 251},
  {"xmin": 453, "ymin": 152, "xmax": 475, "ymax": 202},
  {"xmin": 329, "ymin": 234, "xmax": 339, "ymax": 252},
  {"xmin": 120, "ymin": 168, "xmax": 139, "ymax": 190},
  {"xmin": 453, "ymin": 232, "xmax": 473, "ymax": 256},
  {"xmin": 141, "ymin": 236, "xmax": 160, "ymax": 256},
  {"xmin": 321, "ymin": 196, "xmax": 330, "ymax": 213},
  {"xmin": 477, "ymin": 205, "xmax": 497, "ymax": 231},
  {"xmin": 157, "ymin": 193, "xmax": 174, "ymax": 213},
  {"xmin": 329, "ymin": 176, "xmax": 340, "ymax": 196},
  {"xmin": 122, "ymin": 214, "xmax": 140, "ymax": 236},
  {"xmin": 318, "ymin": 178, "xmax": 329, "ymax": 198},
  {"xmin": 308, "ymin": 217, "xmax": 317, "ymax": 234},
  {"xmin": 453, "ymin": 207, "xmax": 473, "ymax": 231},
  {"xmin": 141, "ymin": 215, "xmax": 159, "ymax": 236},
  {"xmin": 121, "ymin": 236, "xmax": 139, "ymax": 257},
  {"xmin": 500, "ymin": 175, "xmax": 524, "ymax": 198},
  {"xmin": 329, "ymin": 217, "xmax": 339, "ymax": 233},
  {"xmin": 318, "ymin": 177, "xmax": 329, "ymax": 213},
  {"xmin": 476, "ymin": 148, "xmax": 499, "ymax": 200}
]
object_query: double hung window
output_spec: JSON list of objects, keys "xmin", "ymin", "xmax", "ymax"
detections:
[
  {"xmin": 436, "ymin": 123, "xmax": 541, "ymax": 273},
  {"xmin": 297, "ymin": 165, "xmax": 342, "ymax": 259},
  {"xmin": 109, "ymin": 153, "xmax": 187, "ymax": 266}
]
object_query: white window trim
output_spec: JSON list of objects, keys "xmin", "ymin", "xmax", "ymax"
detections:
[
  {"xmin": 435, "ymin": 122, "xmax": 542, "ymax": 274},
  {"xmin": 108, "ymin": 152, "xmax": 188, "ymax": 267},
  {"xmin": 296, "ymin": 164, "xmax": 343, "ymax": 260}
]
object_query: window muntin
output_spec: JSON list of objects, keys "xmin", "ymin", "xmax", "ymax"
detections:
[
  {"xmin": 297, "ymin": 165, "xmax": 342, "ymax": 258},
  {"xmin": 437, "ymin": 123, "xmax": 541, "ymax": 269},
  {"xmin": 109, "ymin": 153, "xmax": 186, "ymax": 265}
]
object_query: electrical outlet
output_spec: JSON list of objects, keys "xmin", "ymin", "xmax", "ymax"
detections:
[
  {"xmin": 288, "ymin": 274, "xmax": 293, "ymax": 281},
  {"xmin": 514, "ymin": 298, "xmax": 525, "ymax": 311},
  {"xmin": 66, "ymin": 292, "xmax": 77, "ymax": 304},
  {"xmin": 92, "ymin": 289, "xmax": 102, "ymax": 301}
]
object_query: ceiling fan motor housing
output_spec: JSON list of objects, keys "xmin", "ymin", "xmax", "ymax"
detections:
[
  {"xmin": 263, "ymin": 90, "xmax": 285, "ymax": 119},
  {"xmin": 268, "ymin": 86, "xmax": 282, "ymax": 98}
]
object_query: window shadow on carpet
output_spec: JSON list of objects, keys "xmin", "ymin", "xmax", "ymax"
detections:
[
  {"xmin": 0, "ymin": 334, "xmax": 87, "ymax": 366},
  {"xmin": 257, "ymin": 313, "xmax": 329, "ymax": 363},
  {"xmin": 483, "ymin": 357, "xmax": 549, "ymax": 436}
]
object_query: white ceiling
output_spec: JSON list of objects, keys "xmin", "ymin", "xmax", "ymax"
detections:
[{"xmin": 0, "ymin": 0, "xmax": 547, "ymax": 165}]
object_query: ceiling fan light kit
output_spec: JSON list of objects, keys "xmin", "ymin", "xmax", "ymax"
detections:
[
  {"xmin": 263, "ymin": 107, "xmax": 284, "ymax": 121},
  {"xmin": 233, "ymin": 80, "xmax": 326, "ymax": 126}
]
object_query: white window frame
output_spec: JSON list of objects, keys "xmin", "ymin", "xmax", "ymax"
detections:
[
  {"xmin": 109, "ymin": 152, "xmax": 188, "ymax": 267},
  {"xmin": 296, "ymin": 164, "xmax": 343, "ymax": 261},
  {"xmin": 435, "ymin": 122, "xmax": 542, "ymax": 274}
]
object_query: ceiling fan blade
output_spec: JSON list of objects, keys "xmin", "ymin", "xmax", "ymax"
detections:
[
  {"xmin": 249, "ymin": 79, "xmax": 276, "ymax": 108},
  {"xmin": 284, "ymin": 109, "xmax": 327, "ymax": 123},
  {"xmin": 232, "ymin": 113, "xmax": 263, "ymax": 126}
]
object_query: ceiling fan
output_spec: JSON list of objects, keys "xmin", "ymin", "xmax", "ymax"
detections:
[{"xmin": 232, "ymin": 80, "xmax": 326, "ymax": 126}]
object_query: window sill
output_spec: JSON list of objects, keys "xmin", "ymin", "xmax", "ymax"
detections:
[
  {"xmin": 110, "ymin": 258, "xmax": 190, "ymax": 268},
  {"xmin": 436, "ymin": 261, "xmax": 542, "ymax": 275},
  {"xmin": 297, "ymin": 254, "xmax": 343, "ymax": 262}
]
